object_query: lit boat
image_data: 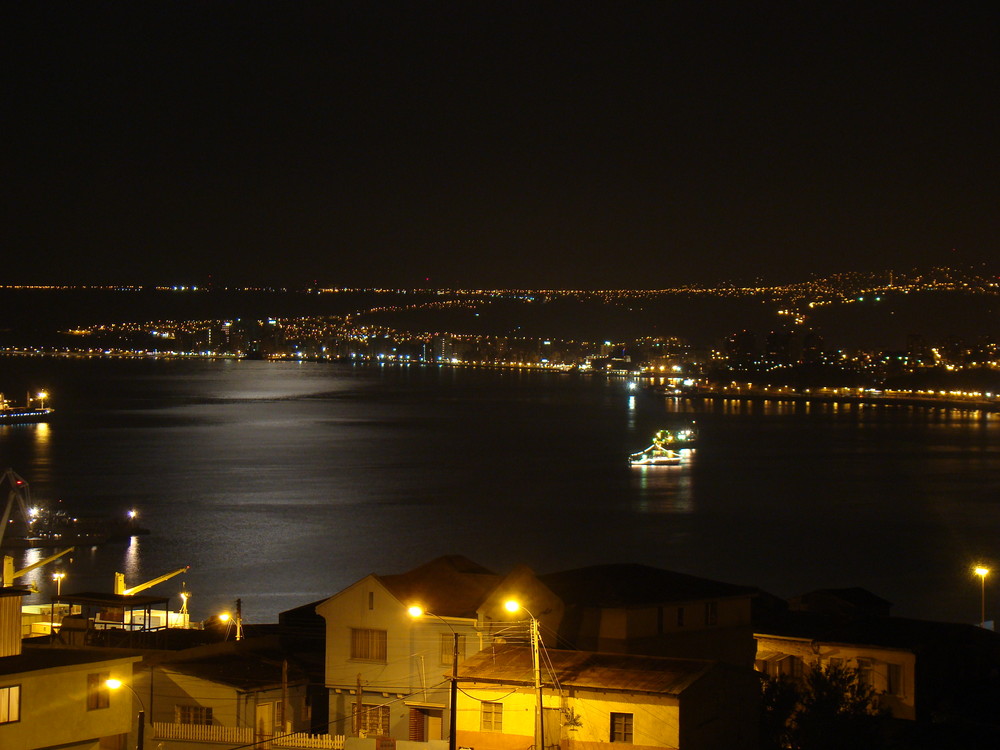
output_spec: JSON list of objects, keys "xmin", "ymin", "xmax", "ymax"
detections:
[
  {"xmin": 0, "ymin": 391, "xmax": 53, "ymax": 423},
  {"xmin": 628, "ymin": 425, "xmax": 696, "ymax": 466}
]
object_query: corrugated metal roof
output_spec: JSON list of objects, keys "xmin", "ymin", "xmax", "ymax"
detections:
[{"xmin": 458, "ymin": 643, "xmax": 715, "ymax": 696}]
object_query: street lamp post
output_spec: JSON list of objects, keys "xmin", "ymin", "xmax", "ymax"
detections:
[
  {"xmin": 408, "ymin": 606, "xmax": 459, "ymax": 750},
  {"xmin": 505, "ymin": 601, "xmax": 543, "ymax": 750},
  {"xmin": 974, "ymin": 566, "xmax": 990, "ymax": 628},
  {"xmin": 106, "ymin": 678, "xmax": 146, "ymax": 750},
  {"xmin": 51, "ymin": 572, "xmax": 66, "ymax": 634}
]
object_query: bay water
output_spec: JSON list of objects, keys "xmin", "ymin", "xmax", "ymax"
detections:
[{"xmin": 2, "ymin": 357, "xmax": 998, "ymax": 626}]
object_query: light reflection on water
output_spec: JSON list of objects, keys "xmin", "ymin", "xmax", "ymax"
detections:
[{"xmin": 0, "ymin": 357, "xmax": 998, "ymax": 627}]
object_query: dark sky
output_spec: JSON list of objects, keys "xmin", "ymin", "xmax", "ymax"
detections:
[{"xmin": 4, "ymin": 2, "xmax": 998, "ymax": 288}]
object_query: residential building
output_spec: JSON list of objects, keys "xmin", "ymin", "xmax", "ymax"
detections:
[
  {"xmin": 316, "ymin": 556, "xmax": 501, "ymax": 741},
  {"xmin": 454, "ymin": 643, "xmax": 758, "ymax": 750},
  {"xmin": 479, "ymin": 564, "xmax": 760, "ymax": 667},
  {"xmin": 0, "ymin": 587, "xmax": 141, "ymax": 750},
  {"xmin": 132, "ymin": 637, "xmax": 312, "ymax": 749},
  {"xmin": 754, "ymin": 611, "xmax": 1000, "ymax": 728}
]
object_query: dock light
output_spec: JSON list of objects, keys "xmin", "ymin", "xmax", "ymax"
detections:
[
  {"xmin": 975, "ymin": 566, "xmax": 990, "ymax": 628},
  {"xmin": 53, "ymin": 572, "xmax": 65, "ymax": 596}
]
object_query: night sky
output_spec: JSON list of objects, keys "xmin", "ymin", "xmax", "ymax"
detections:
[{"xmin": 4, "ymin": 3, "xmax": 998, "ymax": 289}]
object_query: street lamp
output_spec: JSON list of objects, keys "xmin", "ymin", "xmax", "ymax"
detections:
[
  {"xmin": 106, "ymin": 678, "xmax": 146, "ymax": 750},
  {"xmin": 408, "ymin": 605, "xmax": 460, "ymax": 750},
  {"xmin": 504, "ymin": 600, "xmax": 544, "ymax": 750},
  {"xmin": 974, "ymin": 566, "xmax": 990, "ymax": 628},
  {"xmin": 52, "ymin": 571, "xmax": 65, "ymax": 597},
  {"xmin": 219, "ymin": 598, "xmax": 243, "ymax": 640}
]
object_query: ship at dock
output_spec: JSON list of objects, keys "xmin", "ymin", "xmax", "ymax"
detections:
[
  {"xmin": 0, "ymin": 468, "xmax": 149, "ymax": 549},
  {"xmin": 0, "ymin": 390, "xmax": 53, "ymax": 423}
]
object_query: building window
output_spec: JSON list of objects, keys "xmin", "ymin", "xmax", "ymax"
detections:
[
  {"xmin": 440, "ymin": 633, "xmax": 466, "ymax": 666},
  {"xmin": 175, "ymin": 705, "xmax": 213, "ymax": 725},
  {"xmin": 705, "ymin": 601, "xmax": 718, "ymax": 626},
  {"xmin": 856, "ymin": 658, "xmax": 874, "ymax": 688},
  {"xmin": 481, "ymin": 701, "xmax": 503, "ymax": 732},
  {"xmin": 368, "ymin": 591, "xmax": 374, "ymax": 610},
  {"xmin": 87, "ymin": 673, "xmax": 110, "ymax": 710},
  {"xmin": 351, "ymin": 628, "xmax": 388, "ymax": 662},
  {"xmin": 0, "ymin": 685, "xmax": 20, "ymax": 724},
  {"xmin": 886, "ymin": 663, "xmax": 902, "ymax": 696},
  {"xmin": 676, "ymin": 606, "xmax": 685, "ymax": 627},
  {"xmin": 610, "ymin": 712, "xmax": 633, "ymax": 743},
  {"xmin": 357, "ymin": 704, "xmax": 390, "ymax": 736}
]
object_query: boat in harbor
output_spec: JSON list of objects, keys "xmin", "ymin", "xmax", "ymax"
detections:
[
  {"xmin": 0, "ymin": 391, "xmax": 53, "ymax": 423},
  {"xmin": 628, "ymin": 424, "xmax": 697, "ymax": 466},
  {"xmin": 0, "ymin": 468, "xmax": 149, "ymax": 549}
]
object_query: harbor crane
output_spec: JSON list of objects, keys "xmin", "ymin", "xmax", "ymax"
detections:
[
  {"xmin": 2, "ymin": 547, "xmax": 74, "ymax": 588},
  {"xmin": 114, "ymin": 566, "xmax": 190, "ymax": 596},
  {"xmin": 0, "ymin": 468, "xmax": 33, "ymax": 549}
]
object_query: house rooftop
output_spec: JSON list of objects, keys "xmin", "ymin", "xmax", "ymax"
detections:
[
  {"xmin": 378, "ymin": 555, "xmax": 501, "ymax": 618},
  {"xmin": 458, "ymin": 643, "xmax": 718, "ymax": 696},
  {"xmin": 158, "ymin": 648, "xmax": 309, "ymax": 691},
  {"xmin": 0, "ymin": 645, "xmax": 141, "ymax": 677},
  {"xmin": 757, "ymin": 613, "xmax": 1000, "ymax": 651},
  {"xmin": 539, "ymin": 563, "xmax": 757, "ymax": 607}
]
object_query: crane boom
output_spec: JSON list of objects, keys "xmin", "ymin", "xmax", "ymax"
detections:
[
  {"xmin": 2, "ymin": 546, "xmax": 75, "ymax": 587},
  {"xmin": 0, "ymin": 468, "xmax": 33, "ymax": 549},
  {"xmin": 115, "ymin": 565, "xmax": 189, "ymax": 595}
]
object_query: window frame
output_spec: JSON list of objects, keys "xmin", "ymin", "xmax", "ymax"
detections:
[
  {"xmin": 87, "ymin": 672, "xmax": 111, "ymax": 711},
  {"xmin": 610, "ymin": 711, "xmax": 633, "ymax": 743},
  {"xmin": 480, "ymin": 701, "xmax": 503, "ymax": 732},
  {"xmin": 0, "ymin": 684, "xmax": 21, "ymax": 725},
  {"xmin": 350, "ymin": 627, "xmax": 388, "ymax": 663},
  {"xmin": 439, "ymin": 633, "xmax": 467, "ymax": 667},
  {"xmin": 356, "ymin": 704, "xmax": 390, "ymax": 736},
  {"xmin": 175, "ymin": 704, "xmax": 214, "ymax": 725}
]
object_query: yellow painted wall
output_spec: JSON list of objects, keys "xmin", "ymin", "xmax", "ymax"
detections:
[
  {"xmin": 0, "ymin": 656, "xmax": 138, "ymax": 750},
  {"xmin": 318, "ymin": 576, "xmax": 482, "ymax": 739},
  {"xmin": 455, "ymin": 683, "xmax": 681, "ymax": 750}
]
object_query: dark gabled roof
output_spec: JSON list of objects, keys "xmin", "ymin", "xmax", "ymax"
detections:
[
  {"xmin": 757, "ymin": 613, "xmax": 1000, "ymax": 652},
  {"xmin": 0, "ymin": 645, "xmax": 142, "ymax": 677},
  {"xmin": 159, "ymin": 650, "xmax": 308, "ymax": 691},
  {"xmin": 458, "ymin": 643, "xmax": 715, "ymax": 696},
  {"xmin": 378, "ymin": 555, "xmax": 500, "ymax": 618},
  {"xmin": 539, "ymin": 564, "xmax": 756, "ymax": 607},
  {"xmin": 789, "ymin": 587, "xmax": 892, "ymax": 616}
]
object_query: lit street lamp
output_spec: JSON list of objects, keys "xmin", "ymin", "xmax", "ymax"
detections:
[
  {"xmin": 505, "ymin": 600, "xmax": 544, "ymax": 750},
  {"xmin": 974, "ymin": 566, "xmax": 990, "ymax": 628},
  {"xmin": 106, "ymin": 678, "xmax": 146, "ymax": 750},
  {"xmin": 52, "ymin": 571, "xmax": 65, "ymax": 597},
  {"xmin": 219, "ymin": 598, "xmax": 243, "ymax": 640},
  {"xmin": 408, "ymin": 605, "xmax": 460, "ymax": 750}
]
